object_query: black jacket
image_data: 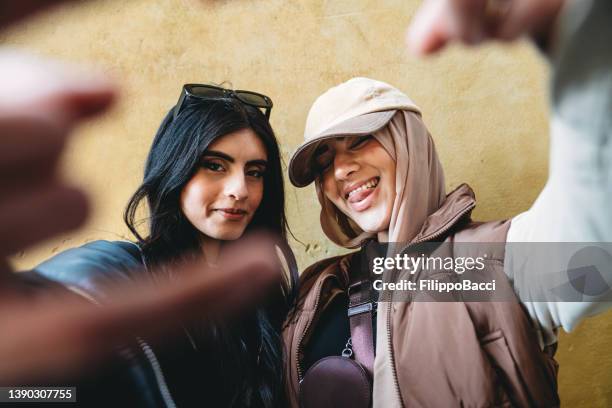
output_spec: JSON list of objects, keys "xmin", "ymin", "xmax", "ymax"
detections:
[{"xmin": 24, "ymin": 240, "xmax": 192, "ymax": 408}]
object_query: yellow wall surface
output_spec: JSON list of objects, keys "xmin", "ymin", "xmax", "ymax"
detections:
[{"xmin": 1, "ymin": 0, "xmax": 610, "ymax": 405}]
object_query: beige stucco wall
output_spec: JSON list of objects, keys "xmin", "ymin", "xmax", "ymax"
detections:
[{"xmin": 1, "ymin": 0, "xmax": 610, "ymax": 405}]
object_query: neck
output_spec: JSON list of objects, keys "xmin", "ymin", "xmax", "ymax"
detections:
[
  {"xmin": 377, "ymin": 230, "xmax": 390, "ymax": 242},
  {"xmin": 200, "ymin": 235, "xmax": 222, "ymax": 266}
]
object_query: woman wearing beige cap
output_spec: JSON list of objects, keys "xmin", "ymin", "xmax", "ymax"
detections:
[{"xmin": 283, "ymin": 0, "xmax": 612, "ymax": 406}]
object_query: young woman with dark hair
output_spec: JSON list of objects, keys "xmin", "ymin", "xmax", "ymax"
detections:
[{"xmin": 32, "ymin": 84, "xmax": 298, "ymax": 407}]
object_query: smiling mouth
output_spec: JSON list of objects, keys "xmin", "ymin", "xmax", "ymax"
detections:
[
  {"xmin": 346, "ymin": 177, "xmax": 380, "ymax": 200},
  {"xmin": 215, "ymin": 208, "xmax": 248, "ymax": 220},
  {"xmin": 217, "ymin": 208, "xmax": 247, "ymax": 214}
]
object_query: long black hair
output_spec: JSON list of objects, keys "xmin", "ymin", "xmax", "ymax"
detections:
[{"xmin": 124, "ymin": 96, "xmax": 298, "ymax": 407}]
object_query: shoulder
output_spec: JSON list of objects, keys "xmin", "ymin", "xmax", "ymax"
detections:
[
  {"xmin": 451, "ymin": 219, "xmax": 512, "ymax": 243},
  {"xmin": 300, "ymin": 252, "xmax": 358, "ymax": 286},
  {"xmin": 294, "ymin": 252, "xmax": 358, "ymax": 307},
  {"xmin": 445, "ymin": 220, "xmax": 512, "ymax": 263},
  {"xmin": 31, "ymin": 240, "xmax": 145, "ymax": 301}
]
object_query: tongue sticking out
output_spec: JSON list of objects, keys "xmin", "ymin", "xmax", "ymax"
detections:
[{"xmin": 348, "ymin": 185, "xmax": 375, "ymax": 203}]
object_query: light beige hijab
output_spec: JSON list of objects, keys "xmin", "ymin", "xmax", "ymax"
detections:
[
  {"xmin": 315, "ymin": 110, "xmax": 446, "ymax": 247},
  {"xmin": 315, "ymin": 109, "xmax": 447, "ymax": 408}
]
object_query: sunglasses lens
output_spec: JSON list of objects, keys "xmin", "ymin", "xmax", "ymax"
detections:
[
  {"xmin": 235, "ymin": 91, "xmax": 270, "ymax": 108},
  {"xmin": 187, "ymin": 85, "xmax": 226, "ymax": 98},
  {"xmin": 177, "ymin": 85, "xmax": 272, "ymax": 118}
]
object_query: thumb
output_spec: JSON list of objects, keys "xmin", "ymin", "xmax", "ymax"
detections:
[
  {"xmin": 407, "ymin": 0, "xmax": 454, "ymax": 55},
  {"xmin": 0, "ymin": 50, "xmax": 117, "ymax": 127}
]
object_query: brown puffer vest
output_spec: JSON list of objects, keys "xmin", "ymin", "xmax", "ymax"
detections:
[{"xmin": 283, "ymin": 184, "xmax": 559, "ymax": 407}]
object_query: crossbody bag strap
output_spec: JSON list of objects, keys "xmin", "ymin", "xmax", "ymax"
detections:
[{"xmin": 347, "ymin": 252, "xmax": 376, "ymax": 378}]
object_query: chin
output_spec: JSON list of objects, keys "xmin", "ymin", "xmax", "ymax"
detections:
[
  {"xmin": 354, "ymin": 220, "xmax": 385, "ymax": 234},
  {"xmin": 352, "ymin": 210, "xmax": 390, "ymax": 234},
  {"xmin": 204, "ymin": 226, "xmax": 246, "ymax": 241},
  {"xmin": 218, "ymin": 230, "xmax": 245, "ymax": 241}
]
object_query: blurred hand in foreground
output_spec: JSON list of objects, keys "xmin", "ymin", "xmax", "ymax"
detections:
[
  {"xmin": 407, "ymin": 0, "xmax": 565, "ymax": 55},
  {"xmin": 1, "ymin": 233, "xmax": 280, "ymax": 383}
]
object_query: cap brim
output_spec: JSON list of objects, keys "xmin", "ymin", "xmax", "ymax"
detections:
[{"xmin": 289, "ymin": 110, "xmax": 396, "ymax": 187}]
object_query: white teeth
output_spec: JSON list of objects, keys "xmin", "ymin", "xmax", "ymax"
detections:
[{"xmin": 347, "ymin": 178, "xmax": 379, "ymax": 198}]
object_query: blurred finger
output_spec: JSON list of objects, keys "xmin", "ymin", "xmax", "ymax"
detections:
[
  {"xmin": 407, "ymin": 0, "xmax": 451, "ymax": 55},
  {"xmin": 0, "ymin": 255, "xmax": 280, "ymax": 383},
  {"xmin": 0, "ymin": 182, "xmax": 88, "ymax": 257},
  {"xmin": 219, "ymin": 231, "xmax": 283, "ymax": 272},
  {"xmin": 0, "ymin": 156, "xmax": 58, "ymax": 195},
  {"xmin": 0, "ymin": 115, "xmax": 65, "ymax": 171},
  {"xmin": 493, "ymin": 0, "xmax": 563, "ymax": 41},
  {"xmin": 31, "ymin": 82, "xmax": 117, "ymax": 125},
  {"xmin": 0, "ymin": 50, "xmax": 117, "ymax": 128},
  {"xmin": 0, "ymin": 0, "xmax": 75, "ymax": 29},
  {"xmin": 407, "ymin": 0, "xmax": 489, "ymax": 55},
  {"xmin": 0, "ymin": 259, "xmax": 12, "ymax": 277},
  {"xmin": 483, "ymin": 0, "xmax": 513, "ymax": 36}
]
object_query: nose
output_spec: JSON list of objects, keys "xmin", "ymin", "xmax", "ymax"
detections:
[
  {"xmin": 333, "ymin": 150, "xmax": 359, "ymax": 181},
  {"xmin": 224, "ymin": 171, "xmax": 248, "ymax": 201}
]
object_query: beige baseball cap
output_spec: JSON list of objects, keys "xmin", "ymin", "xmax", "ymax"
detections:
[{"xmin": 288, "ymin": 77, "xmax": 421, "ymax": 187}]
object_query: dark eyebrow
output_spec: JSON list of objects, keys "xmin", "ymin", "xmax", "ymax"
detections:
[
  {"xmin": 203, "ymin": 150, "xmax": 234, "ymax": 162},
  {"xmin": 203, "ymin": 151, "xmax": 267, "ymax": 167},
  {"xmin": 247, "ymin": 159, "xmax": 268, "ymax": 167}
]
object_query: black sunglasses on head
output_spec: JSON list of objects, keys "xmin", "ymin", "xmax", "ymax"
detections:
[{"xmin": 173, "ymin": 84, "xmax": 273, "ymax": 120}]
